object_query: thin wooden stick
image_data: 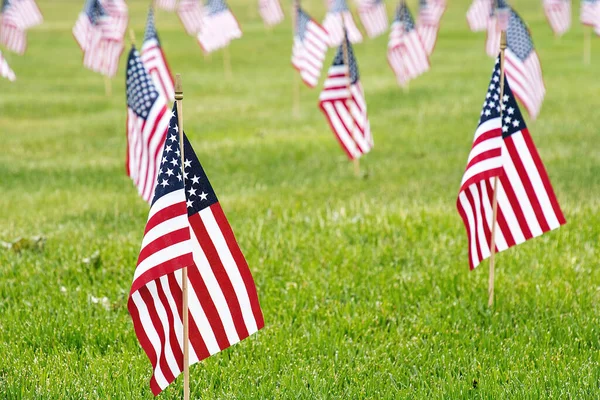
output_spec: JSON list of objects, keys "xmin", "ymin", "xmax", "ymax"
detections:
[
  {"xmin": 340, "ymin": 22, "xmax": 360, "ymax": 176},
  {"xmin": 292, "ymin": 0, "xmax": 300, "ymax": 118},
  {"xmin": 223, "ymin": 46, "xmax": 232, "ymax": 79},
  {"xmin": 129, "ymin": 28, "xmax": 136, "ymax": 47},
  {"xmin": 488, "ymin": 30, "xmax": 507, "ymax": 308},
  {"xmin": 174, "ymin": 74, "xmax": 190, "ymax": 400},
  {"xmin": 583, "ymin": 27, "xmax": 591, "ymax": 65}
]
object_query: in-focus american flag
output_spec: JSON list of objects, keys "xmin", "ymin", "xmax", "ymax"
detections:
[
  {"xmin": 128, "ymin": 105, "xmax": 264, "ymax": 395},
  {"xmin": 319, "ymin": 34, "xmax": 373, "ymax": 160},
  {"xmin": 259, "ymin": 0, "xmax": 284, "ymax": 27},
  {"xmin": 467, "ymin": 0, "xmax": 491, "ymax": 32},
  {"xmin": 580, "ymin": 0, "xmax": 599, "ymax": 28},
  {"xmin": 142, "ymin": 7, "xmax": 175, "ymax": 102},
  {"xmin": 0, "ymin": 0, "xmax": 42, "ymax": 54},
  {"xmin": 486, "ymin": 0, "xmax": 509, "ymax": 57},
  {"xmin": 0, "ymin": 49, "xmax": 16, "ymax": 81},
  {"xmin": 387, "ymin": 1, "xmax": 429, "ymax": 87},
  {"xmin": 417, "ymin": 0, "xmax": 446, "ymax": 55},
  {"xmin": 356, "ymin": 0, "xmax": 388, "ymax": 39},
  {"xmin": 292, "ymin": 5, "xmax": 329, "ymax": 88},
  {"xmin": 125, "ymin": 48, "xmax": 170, "ymax": 203},
  {"xmin": 322, "ymin": 0, "xmax": 363, "ymax": 47},
  {"xmin": 544, "ymin": 0, "xmax": 571, "ymax": 36},
  {"xmin": 457, "ymin": 59, "xmax": 565, "ymax": 270},
  {"xmin": 197, "ymin": 0, "xmax": 242, "ymax": 54},
  {"xmin": 155, "ymin": 0, "xmax": 178, "ymax": 12},
  {"xmin": 177, "ymin": 0, "xmax": 203, "ymax": 35}
]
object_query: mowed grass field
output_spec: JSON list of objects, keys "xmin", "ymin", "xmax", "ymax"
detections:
[{"xmin": 1, "ymin": 0, "xmax": 599, "ymax": 398}]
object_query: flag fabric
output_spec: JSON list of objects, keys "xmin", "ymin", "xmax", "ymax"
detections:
[
  {"xmin": 417, "ymin": 0, "xmax": 446, "ymax": 55},
  {"xmin": 457, "ymin": 58, "xmax": 565, "ymax": 270},
  {"xmin": 504, "ymin": 9, "xmax": 545, "ymax": 120},
  {"xmin": 1, "ymin": 0, "xmax": 42, "ymax": 30},
  {"xmin": 580, "ymin": 0, "xmax": 599, "ymax": 29},
  {"xmin": 0, "ymin": 49, "xmax": 16, "ymax": 81},
  {"xmin": 387, "ymin": 2, "xmax": 429, "ymax": 87},
  {"xmin": 356, "ymin": 0, "xmax": 388, "ymax": 39},
  {"xmin": 125, "ymin": 48, "xmax": 170, "ymax": 203},
  {"xmin": 156, "ymin": 0, "xmax": 178, "ymax": 11},
  {"xmin": 142, "ymin": 7, "xmax": 175, "ymax": 102},
  {"xmin": 467, "ymin": 0, "xmax": 491, "ymax": 32},
  {"xmin": 177, "ymin": 0, "xmax": 203, "ymax": 35},
  {"xmin": 259, "ymin": 0, "xmax": 284, "ymax": 27},
  {"xmin": 322, "ymin": 0, "xmax": 363, "ymax": 46},
  {"xmin": 128, "ymin": 105, "xmax": 265, "ymax": 396},
  {"xmin": 544, "ymin": 0, "xmax": 571, "ymax": 36},
  {"xmin": 319, "ymin": 35, "xmax": 373, "ymax": 160},
  {"xmin": 0, "ymin": 18, "xmax": 26, "ymax": 54},
  {"xmin": 101, "ymin": 0, "xmax": 128, "ymax": 39},
  {"xmin": 486, "ymin": 0, "xmax": 509, "ymax": 57},
  {"xmin": 197, "ymin": 0, "xmax": 242, "ymax": 54},
  {"xmin": 292, "ymin": 6, "xmax": 329, "ymax": 88}
]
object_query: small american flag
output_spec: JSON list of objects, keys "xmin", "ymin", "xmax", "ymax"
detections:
[
  {"xmin": 197, "ymin": 0, "xmax": 242, "ymax": 54},
  {"xmin": 580, "ymin": 0, "xmax": 599, "ymax": 27},
  {"xmin": 0, "ymin": 49, "xmax": 16, "ymax": 81},
  {"xmin": 486, "ymin": 0, "xmax": 509, "ymax": 57},
  {"xmin": 0, "ymin": 0, "xmax": 42, "ymax": 54},
  {"xmin": 544, "ymin": 0, "xmax": 571, "ymax": 36},
  {"xmin": 0, "ymin": 19, "xmax": 26, "ymax": 55},
  {"xmin": 177, "ymin": 0, "xmax": 203, "ymax": 35},
  {"xmin": 387, "ymin": 2, "xmax": 429, "ymax": 87},
  {"xmin": 155, "ymin": 0, "xmax": 178, "ymax": 11},
  {"xmin": 467, "ymin": 0, "xmax": 491, "ymax": 32},
  {"xmin": 457, "ymin": 58, "xmax": 565, "ymax": 270},
  {"xmin": 505, "ymin": 9, "xmax": 545, "ymax": 120},
  {"xmin": 322, "ymin": 0, "xmax": 363, "ymax": 47},
  {"xmin": 101, "ymin": 0, "xmax": 128, "ymax": 39},
  {"xmin": 356, "ymin": 0, "xmax": 388, "ymax": 39},
  {"xmin": 142, "ymin": 7, "xmax": 175, "ymax": 102},
  {"xmin": 319, "ymin": 34, "xmax": 373, "ymax": 160},
  {"xmin": 259, "ymin": 0, "xmax": 284, "ymax": 27},
  {"xmin": 417, "ymin": 0, "xmax": 446, "ymax": 55},
  {"xmin": 129, "ymin": 105, "xmax": 265, "ymax": 396},
  {"xmin": 125, "ymin": 48, "xmax": 170, "ymax": 203},
  {"xmin": 292, "ymin": 5, "xmax": 329, "ymax": 88}
]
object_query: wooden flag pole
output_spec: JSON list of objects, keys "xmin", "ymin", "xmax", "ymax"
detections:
[
  {"xmin": 129, "ymin": 28, "xmax": 136, "ymax": 47},
  {"xmin": 584, "ymin": 27, "xmax": 591, "ymax": 65},
  {"xmin": 488, "ymin": 30, "xmax": 507, "ymax": 308},
  {"xmin": 174, "ymin": 74, "xmax": 190, "ymax": 400},
  {"xmin": 292, "ymin": 0, "xmax": 300, "ymax": 118},
  {"xmin": 340, "ymin": 20, "xmax": 361, "ymax": 177}
]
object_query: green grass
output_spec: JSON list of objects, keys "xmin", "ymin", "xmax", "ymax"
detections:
[{"xmin": 1, "ymin": 0, "xmax": 599, "ymax": 398}]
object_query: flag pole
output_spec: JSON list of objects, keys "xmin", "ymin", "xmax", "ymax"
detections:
[
  {"xmin": 223, "ymin": 46, "xmax": 232, "ymax": 79},
  {"xmin": 584, "ymin": 27, "xmax": 591, "ymax": 65},
  {"xmin": 174, "ymin": 74, "xmax": 190, "ymax": 400},
  {"xmin": 340, "ymin": 19, "xmax": 361, "ymax": 177},
  {"xmin": 292, "ymin": 0, "xmax": 300, "ymax": 118},
  {"xmin": 129, "ymin": 28, "xmax": 136, "ymax": 47},
  {"xmin": 488, "ymin": 30, "xmax": 507, "ymax": 308}
]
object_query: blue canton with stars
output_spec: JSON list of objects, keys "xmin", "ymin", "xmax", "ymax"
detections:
[
  {"xmin": 144, "ymin": 6, "xmax": 160, "ymax": 44},
  {"xmin": 85, "ymin": 0, "xmax": 106, "ymax": 24},
  {"xmin": 182, "ymin": 133, "xmax": 218, "ymax": 215},
  {"xmin": 332, "ymin": 34, "xmax": 360, "ymax": 84},
  {"xmin": 507, "ymin": 10, "xmax": 534, "ymax": 61},
  {"xmin": 126, "ymin": 48, "xmax": 160, "ymax": 119},
  {"xmin": 479, "ymin": 59, "xmax": 527, "ymax": 138},
  {"xmin": 1, "ymin": 0, "xmax": 11, "ymax": 13},
  {"xmin": 296, "ymin": 7, "xmax": 311, "ymax": 40},
  {"xmin": 394, "ymin": 2, "xmax": 416, "ymax": 32},
  {"xmin": 205, "ymin": 0, "xmax": 229, "ymax": 16},
  {"xmin": 152, "ymin": 104, "xmax": 185, "ymax": 205},
  {"xmin": 330, "ymin": 0, "xmax": 349, "ymax": 13}
]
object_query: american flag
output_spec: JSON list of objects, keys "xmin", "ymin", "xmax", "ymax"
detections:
[
  {"xmin": 1, "ymin": 0, "xmax": 42, "ymax": 30},
  {"xmin": 467, "ymin": 0, "xmax": 491, "ymax": 32},
  {"xmin": 580, "ymin": 0, "xmax": 599, "ymax": 27},
  {"xmin": 486, "ymin": 0, "xmax": 509, "ymax": 57},
  {"xmin": 129, "ymin": 105, "xmax": 265, "ymax": 395},
  {"xmin": 504, "ymin": 9, "xmax": 545, "ymax": 120},
  {"xmin": 387, "ymin": 2, "xmax": 429, "ymax": 87},
  {"xmin": 457, "ymin": 59, "xmax": 565, "ymax": 270},
  {"xmin": 544, "ymin": 0, "xmax": 571, "ymax": 36},
  {"xmin": 0, "ymin": 49, "xmax": 16, "ymax": 81},
  {"xmin": 125, "ymin": 48, "xmax": 170, "ymax": 203},
  {"xmin": 322, "ymin": 0, "xmax": 363, "ymax": 47},
  {"xmin": 0, "ymin": 18, "xmax": 26, "ymax": 54},
  {"xmin": 101, "ymin": 0, "xmax": 128, "ymax": 39},
  {"xmin": 259, "ymin": 0, "xmax": 284, "ymax": 27},
  {"xmin": 417, "ymin": 0, "xmax": 445, "ymax": 55},
  {"xmin": 356, "ymin": 0, "xmax": 388, "ymax": 39},
  {"xmin": 292, "ymin": 5, "xmax": 329, "ymax": 88},
  {"xmin": 197, "ymin": 0, "xmax": 242, "ymax": 54},
  {"xmin": 142, "ymin": 7, "xmax": 175, "ymax": 102},
  {"xmin": 319, "ymin": 34, "xmax": 373, "ymax": 160},
  {"xmin": 177, "ymin": 0, "xmax": 203, "ymax": 35},
  {"xmin": 155, "ymin": 0, "xmax": 178, "ymax": 11}
]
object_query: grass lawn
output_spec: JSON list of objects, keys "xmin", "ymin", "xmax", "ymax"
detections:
[{"xmin": 1, "ymin": 0, "xmax": 599, "ymax": 398}]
